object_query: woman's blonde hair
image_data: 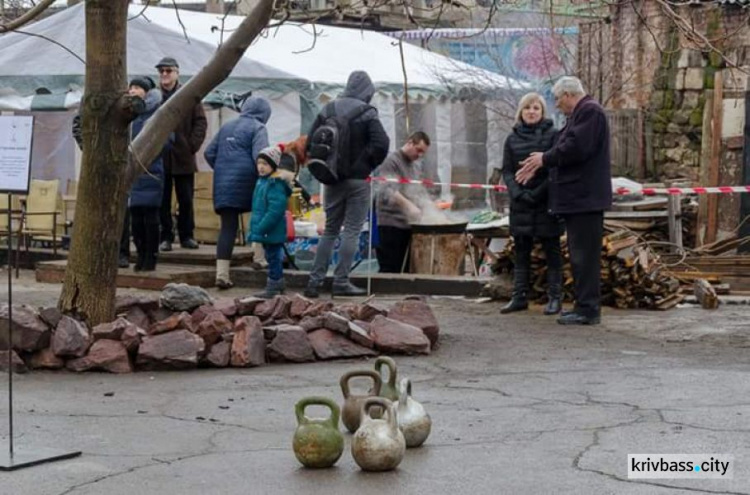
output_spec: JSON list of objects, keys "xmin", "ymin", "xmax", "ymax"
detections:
[{"xmin": 515, "ymin": 92, "xmax": 547, "ymax": 124}]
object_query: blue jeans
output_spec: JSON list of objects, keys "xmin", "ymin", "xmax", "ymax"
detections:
[{"xmin": 264, "ymin": 243, "xmax": 284, "ymax": 282}]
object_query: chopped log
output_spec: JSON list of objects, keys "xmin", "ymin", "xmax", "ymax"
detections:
[{"xmin": 693, "ymin": 279, "xmax": 719, "ymax": 309}]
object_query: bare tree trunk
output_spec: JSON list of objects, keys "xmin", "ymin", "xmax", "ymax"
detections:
[
  {"xmin": 206, "ymin": 0, "xmax": 224, "ymax": 14},
  {"xmin": 58, "ymin": 0, "xmax": 131, "ymax": 325}
]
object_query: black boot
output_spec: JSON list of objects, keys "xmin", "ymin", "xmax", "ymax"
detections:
[
  {"xmin": 544, "ymin": 270, "xmax": 562, "ymax": 315},
  {"xmin": 134, "ymin": 251, "xmax": 145, "ymax": 272},
  {"xmin": 501, "ymin": 294, "xmax": 528, "ymax": 314},
  {"xmin": 501, "ymin": 243, "xmax": 530, "ymax": 314}
]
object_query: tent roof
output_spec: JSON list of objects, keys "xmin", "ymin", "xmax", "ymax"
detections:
[
  {"xmin": 0, "ymin": 3, "xmax": 523, "ymax": 109},
  {"xmin": 137, "ymin": 6, "xmax": 521, "ymax": 93}
]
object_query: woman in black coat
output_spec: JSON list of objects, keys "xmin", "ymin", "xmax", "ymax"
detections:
[{"xmin": 501, "ymin": 92, "xmax": 564, "ymax": 315}]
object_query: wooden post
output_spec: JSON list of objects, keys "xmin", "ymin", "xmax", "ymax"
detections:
[
  {"xmin": 667, "ymin": 194, "xmax": 683, "ymax": 253},
  {"xmin": 706, "ymin": 70, "xmax": 723, "ymax": 244},
  {"xmin": 697, "ymin": 90, "xmax": 714, "ymax": 247}
]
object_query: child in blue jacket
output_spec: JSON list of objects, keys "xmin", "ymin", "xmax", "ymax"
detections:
[{"xmin": 248, "ymin": 146, "xmax": 295, "ymax": 298}]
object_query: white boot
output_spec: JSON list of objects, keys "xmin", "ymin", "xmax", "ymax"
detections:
[
  {"xmin": 252, "ymin": 243, "xmax": 268, "ymax": 270},
  {"xmin": 215, "ymin": 259, "xmax": 233, "ymax": 289}
]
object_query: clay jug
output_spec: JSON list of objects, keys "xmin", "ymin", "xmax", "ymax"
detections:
[
  {"xmin": 340, "ymin": 369, "xmax": 382, "ymax": 433},
  {"xmin": 372, "ymin": 356, "xmax": 399, "ymax": 402},
  {"xmin": 394, "ymin": 378, "xmax": 431, "ymax": 448},
  {"xmin": 351, "ymin": 397, "xmax": 406, "ymax": 472},
  {"xmin": 292, "ymin": 396, "xmax": 344, "ymax": 468}
]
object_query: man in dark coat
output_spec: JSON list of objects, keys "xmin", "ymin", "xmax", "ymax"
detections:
[
  {"xmin": 155, "ymin": 57, "xmax": 207, "ymax": 251},
  {"xmin": 516, "ymin": 76, "xmax": 612, "ymax": 325},
  {"xmin": 303, "ymin": 70, "xmax": 390, "ymax": 297}
]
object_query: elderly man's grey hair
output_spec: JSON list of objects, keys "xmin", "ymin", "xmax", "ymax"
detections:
[{"xmin": 552, "ymin": 77, "xmax": 586, "ymax": 98}]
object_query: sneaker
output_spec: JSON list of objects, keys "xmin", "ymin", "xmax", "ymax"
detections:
[
  {"xmin": 332, "ymin": 282, "xmax": 366, "ymax": 297},
  {"xmin": 118, "ymin": 255, "xmax": 129, "ymax": 269},
  {"xmin": 180, "ymin": 238, "xmax": 199, "ymax": 249},
  {"xmin": 159, "ymin": 241, "xmax": 172, "ymax": 252},
  {"xmin": 216, "ymin": 279, "xmax": 234, "ymax": 290},
  {"xmin": 303, "ymin": 284, "xmax": 321, "ymax": 299}
]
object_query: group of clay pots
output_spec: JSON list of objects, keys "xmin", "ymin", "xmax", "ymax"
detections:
[{"xmin": 292, "ymin": 356, "xmax": 432, "ymax": 472}]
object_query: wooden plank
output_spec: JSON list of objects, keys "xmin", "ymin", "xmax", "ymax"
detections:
[
  {"xmin": 667, "ymin": 195, "xmax": 683, "ymax": 253},
  {"xmin": 605, "ymin": 211, "xmax": 669, "ymax": 218},
  {"xmin": 706, "ymin": 70, "xmax": 723, "ymax": 245},
  {"xmin": 694, "ymin": 279, "xmax": 719, "ymax": 309}
]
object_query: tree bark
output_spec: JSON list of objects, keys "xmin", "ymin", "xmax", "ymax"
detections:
[
  {"xmin": 59, "ymin": 0, "xmax": 276, "ymax": 325},
  {"xmin": 58, "ymin": 0, "xmax": 131, "ymax": 325}
]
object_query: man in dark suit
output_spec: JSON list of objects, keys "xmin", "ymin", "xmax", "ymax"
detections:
[
  {"xmin": 515, "ymin": 76, "xmax": 612, "ymax": 325},
  {"xmin": 155, "ymin": 56, "xmax": 207, "ymax": 251}
]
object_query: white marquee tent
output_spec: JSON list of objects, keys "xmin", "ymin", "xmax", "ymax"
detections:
[{"xmin": 0, "ymin": 4, "xmax": 524, "ymax": 203}]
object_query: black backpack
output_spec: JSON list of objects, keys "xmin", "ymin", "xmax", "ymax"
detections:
[{"xmin": 307, "ymin": 103, "xmax": 373, "ymax": 185}]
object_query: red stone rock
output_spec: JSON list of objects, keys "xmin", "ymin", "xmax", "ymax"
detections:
[
  {"xmin": 253, "ymin": 298, "xmax": 279, "ymax": 321},
  {"xmin": 149, "ymin": 311, "xmax": 194, "ymax": 336},
  {"xmin": 358, "ymin": 302, "xmax": 388, "ymax": 322},
  {"xmin": 268, "ymin": 326, "xmax": 315, "ymax": 363},
  {"xmin": 191, "ymin": 304, "xmax": 220, "ymax": 327},
  {"xmin": 92, "ymin": 317, "xmax": 137, "ymax": 341},
  {"xmin": 0, "ymin": 350, "xmax": 28, "ymax": 373},
  {"xmin": 124, "ymin": 306, "xmax": 150, "ymax": 330},
  {"xmin": 307, "ymin": 329, "xmax": 378, "ymax": 360},
  {"xmin": 348, "ymin": 321, "xmax": 374, "ymax": 349},
  {"xmin": 322, "ymin": 311, "xmax": 350, "ymax": 334},
  {"xmin": 136, "ymin": 330, "xmax": 205, "ymax": 370},
  {"xmin": 235, "ymin": 296, "xmax": 265, "ymax": 316},
  {"xmin": 301, "ymin": 301, "xmax": 334, "ymax": 318},
  {"xmin": 214, "ymin": 298, "xmax": 238, "ymax": 318},
  {"xmin": 148, "ymin": 307, "xmax": 174, "ymax": 324},
  {"xmin": 388, "ymin": 300, "xmax": 440, "ymax": 348},
  {"xmin": 230, "ymin": 316, "xmax": 266, "ymax": 367},
  {"xmin": 115, "ymin": 294, "xmax": 160, "ymax": 314},
  {"xmin": 121, "ymin": 324, "xmax": 143, "ymax": 354},
  {"xmin": 29, "ymin": 348, "xmax": 65, "ymax": 370},
  {"xmin": 195, "ymin": 311, "xmax": 233, "ymax": 349},
  {"xmin": 289, "ymin": 294, "xmax": 313, "ymax": 319},
  {"xmin": 262, "ymin": 324, "xmax": 303, "ymax": 341},
  {"xmin": 369, "ymin": 316, "xmax": 430, "ymax": 355},
  {"xmin": 67, "ymin": 339, "xmax": 132, "ymax": 373},
  {"xmin": 333, "ymin": 303, "xmax": 359, "ymax": 320},
  {"xmin": 0, "ymin": 304, "xmax": 51, "ymax": 352},
  {"xmin": 205, "ymin": 341, "xmax": 230, "ymax": 367},
  {"xmin": 270, "ymin": 296, "xmax": 292, "ymax": 321},
  {"xmin": 298, "ymin": 316, "xmax": 325, "ymax": 332},
  {"xmin": 38, "ymin": 307, "xmax": 62, "ymax": 328},
  {"xmin": 51, "ymin": 315, "xmax": 91, "ymax": 358}
]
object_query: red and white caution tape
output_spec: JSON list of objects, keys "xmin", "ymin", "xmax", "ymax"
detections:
[{"xmin": 368, "ymin": 176, "xmax": 750, "ymax": 196}]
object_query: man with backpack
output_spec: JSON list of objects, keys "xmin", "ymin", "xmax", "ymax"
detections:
[{"xmin": 303, "ymin": 70, "xmax": 390, "ymax": 298}]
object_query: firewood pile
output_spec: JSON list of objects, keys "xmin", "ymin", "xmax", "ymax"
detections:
[{"xmin": 489, "ymin": 230, "xmax": 685, "ymax": 310}]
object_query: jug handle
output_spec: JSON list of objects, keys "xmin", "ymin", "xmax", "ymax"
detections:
[
  {"xmin": 398, "ymin": 377, "xmax": 412, "ymax": 406},
  {"xmin": 374, "ymin": 356, "xmax": 398, "ymax": 389},
  {"xmin": 361, "ymin": 396, "xmax": 390, "ymax": 421},
  {"xmin": 295, "ymin": 396, "xmax": 341, "ymax": 429},
  {"xmin": 340, "ymin": 369, "xmax": 382, "ymax": 398}
]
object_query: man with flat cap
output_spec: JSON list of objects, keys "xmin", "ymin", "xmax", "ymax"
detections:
[{"xmin": 155, "ymin": 56, "xmax": 208, "ymax": 251}]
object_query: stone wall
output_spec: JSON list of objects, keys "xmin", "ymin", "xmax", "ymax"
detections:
[{"xmin": 600, "ymin": 1, "xmax": 750, "ymax": 234}]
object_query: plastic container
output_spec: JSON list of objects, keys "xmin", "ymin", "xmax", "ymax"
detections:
[{"xmin": 294, "ymin": 249, "xmax": 316, "ymax": 272}]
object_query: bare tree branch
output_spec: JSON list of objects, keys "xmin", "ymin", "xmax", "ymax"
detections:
[
  {"xmin": 11, "ymin": 28, "xmax": 86, "ymax": 64},
  {"xmin": 0, "ymin": 0, "xmax": 55, "ymax": 33}
]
